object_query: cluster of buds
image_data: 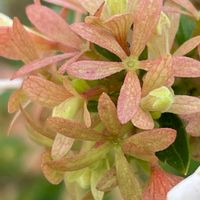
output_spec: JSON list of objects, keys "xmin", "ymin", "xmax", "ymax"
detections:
[{"xmin": 1, "ymin": 0, "xmax": 200, "ymax": 199}]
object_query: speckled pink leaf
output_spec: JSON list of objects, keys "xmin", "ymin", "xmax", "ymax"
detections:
[
  {"xmin": 169, "ymin": 95, "xmax": 200, "ymax": 115},
  {"xmin": 77, "ymin": 0, "xmax": 104, "ymax": 15},
  {"xmin": 143, "ymin": 166, "xmax": 183, "ymax": 200},
  {"xmin": 104, "ymin": 13, "xmax": 133, "ymax": 52},
  {"xmin": 59, "ymin": 52, "xmax": 83, "ymax": 74},
  {"xmin": 47, "ymin": 117, "xmax": 106, "ymax": 141},
  {"xmin": 8, "ymin": 89, "xmax": 27, "ymax": 113},
  {"xmin": 26, "ymin": 4, "xmax": 82, "ymax": 49},
  {"xmin": 117, "ymin": 71, "xmax": 141, "ymax": 124},
  {"xmin": 71, "ymin": 23, "xmax": 127, "ymax": 60},
  {"xmin": 41, "ymin": 151, "xmax": 64, "ymax": 184},
  {"xmin": 23, "ymin": 76, "xmax": 71, "ymax": 107},
  {"xmin": 0, "ymin": 27, "xmax": 21, "ymax": 60},
  {"xmin": 123, "ymin": 128, "xmax": 176, "ymax": 161},
  {"xmin": 11, "ymin": 18, "xmax": 39, "ymax": 63},
  {"xmin": 186, "ymin": 114, "xmax": 200, "ymax": 137},
  {"xmin": 46, "ymin": 143, "xmax": 111, "ymax": 171},
  {"xmin": 139, "ymin": 58, "xmax": 162, "ymax": 71},
  {"xmin": 51, "ymin": 134, "xmax": 74, "ymax": 160},
  {"xmin": 174, "ymin": 36, "xmax": 200, "ymax": 56},
  {"xmin": 171, "ymin": 0, "xmax": 199, "ymax": 19},
  {"xmin": 115, "ymin": 147, "xmax": 142, "ymax": 200},
  {"xmin": 142, "ymin": 56, "xmax": 173, "ymax": 97},
  {"xmin": 43, "ymin": 0, "xmax": 85, "ymax": 13},
  {"xmin": 83, "ymin": 101, "xmax": 91, "ymax": 128},
  {"xmin": 172, "ymin": 56, "xmax": 200, "ymax": 77},
  {"xmin": 67, "ymin": 60, "xmax": 124, "ymax": 80},
  {"xmin": 12, "ymin": 52, "xmax": 76, "ymax": 79},
  {"xmin": 131, "ymin": 107, "xmax": 154, "ymax": 130},
  {"xmin": 98, "ymin": 93, "xmax": 122, "ymax": 136},
  {"xmin": 130, "ymin": 0, "xmax": 162, "ymax": 57}
]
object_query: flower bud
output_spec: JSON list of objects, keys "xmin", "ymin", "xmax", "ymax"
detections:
[{"xmin": 141, "ymin": 86, "xmax": 174, "ymax": 113}]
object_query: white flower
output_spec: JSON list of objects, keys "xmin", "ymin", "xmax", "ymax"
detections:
[{"xmin": 167, "ymin": 166, "xmax": 200, "ymax": 200}]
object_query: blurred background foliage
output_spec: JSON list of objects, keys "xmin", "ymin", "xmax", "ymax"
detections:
[{"xmin": 1, "ymin": 1, "xmax": 200, "ymax": 200}]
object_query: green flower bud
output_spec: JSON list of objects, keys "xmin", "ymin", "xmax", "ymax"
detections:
[
  {"xmin": 72, "ymin": 79, "xmax": 90, "ymax": 93},
  {"xmin": 156, "ymin": 12, "xmax": 171, "ymax": 35},
  {"xmin": 141, "ymin": 86, "xmax": 174, "ymax": 113},
  {"xmin": 52, "ymin": 97, "xmax": 83, "ymax": 119}
]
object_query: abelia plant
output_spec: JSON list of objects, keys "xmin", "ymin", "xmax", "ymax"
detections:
[{"xmin": 1, "ymin": 0, "xmax": 200, "ymax": 199}]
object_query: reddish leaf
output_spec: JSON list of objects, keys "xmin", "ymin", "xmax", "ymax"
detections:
[
  {"xmin": 23, "ymin": 76, "xmax": 71, "ymax": 107},
  {"xmin": 174, "ymin": 36, "xmax": 200, "ymax": 56},
  {"xmin": 77, "ymin": 0, "xmax": 104, "ymax": 15},
  {"xmin": 71, "ymin": 23, "xmax": 127, "ymax": 60},
  {"xmin": 171, "ymin": 0, "xmax": 199, "ymax": 19},
  {"xmin": 83, "ymin": 101, "xmax": 91, "ymax": 128},
  {"xmin": 26, "ymin": 4, "xmax": 82, "ymax": 49},
  {"xmin": 47, "ymin": 117, "xmax": 106, "ymax": 141},
  {"xmin": 67, "ymin": 60, "xmax": 124, "ymax": 80},
  {"xmin": 130, "ymin": 0, "xmax": 162, "ymax": 57},
  {"xmin": 123, "ymin": 128, "xmax": 176, "ymax": 161},
  {"xmin": 143, "ymin": 166, "xmax": 183, "ymax": 200},
  {"xmin": 59, "ymin": 52, "xmax": 83, "ymax": 74},
  {"xmin": 169, "ymin": 95, "xmax": 200, "ymax": 115},
  {"xmin": 51, "ymin": 134, "xmax": 74, "ymax": 160},
  {"xmin": 10, "ymin": 18, "xmax": 39, "ymax": 63},
  {"xmin": 98, "ymin": 93, "xmax": 122, "ymax": 136},
  {"xmin": 0, "ymin": 27, "xmax": 21, "ymax": 60},
  {"xmin": 12, "ymin": 52, "xmax": 76, "ymax": 79},
  {"xmin": 117, "ymin": 71, "xmax": 141, "ymax": 124},
  {"xmin": 131, "ymin": 107, "xmax": 154, "ymax": 130},
  {"xmin": 103, "ymin": 13, "xmax": 133, "ymax": 52},
  {"xmin": 41, "ymin": 151, "xmax": 64, "ymax": 184},
  {"xmin": 46, "ymin": 143, "xmax": 111, "ymax": 171},
  {"xmin": 142, "ymin": 56, "xmax": 173, "ymax": 97},
  {"xmin": 8, "ymin": 89, "xmax": 27, "ymax": 113}
]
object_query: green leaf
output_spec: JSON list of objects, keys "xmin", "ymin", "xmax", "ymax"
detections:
[
  {"xmin": 175, "ymin": 15, "xmax": 196, "ymax": 46},
  {"xmin": 94, "ymin": 44, "xmax": 121, "ymax": 62},
  {"xmin": 156, "ymin": 113, "xmax": 190, "ymax": 175}
]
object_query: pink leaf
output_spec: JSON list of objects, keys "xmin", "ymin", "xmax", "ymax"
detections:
[
  {"xmin": 172, "ymin": 56, "xmax": 200, "ymax": 77},
  {"xmin": 59, "ymin": 52, "xmax": 83, "ymax": 74},
  {"xmin": 71, "ymin": 23, "xmax": 127, "ymax": 60},
  {"xmin": 103, "ymin": 13, "xmax": 133, "ymax": 53},
  {"xmin": 123, "ymin": 128, "xmax": 176, "ymax": 161},
  {"xmin": 47, "ymin": 117, "xmax": 106, "ymax": 141},
  {"xmin": 51, "ymin": 134, "xmax": 74, "ymax": 160},
  {"xmin": 131, "ymin": 107, "xmax": 154, "ymax": 130},
  {"xmin": 98, "ymin": 93, "xmax": 122, "ymax": 136},
  {"xmin": 41, "ymin": 151, "xmax": 64, "ymax": 185},
  {"xmin": 130, "ymin": 0, "xmax": 162, "ymax": 57},
  {"xmin": 174, "ymin": 36, "xmax": 200, "ymax": 56},
  {"xmin": 77, "ymin": 0, "xmax": 104, "ymax": 15},
  {"xmin": 23, "ymin": 76, "xmax": 72, "ymax": 107},
  {"xmin": 26, "ymin": 4, "xmax": 82, "ymax": 49},
  {"xmin": 11, "ymin": 18, "xmax": 39, "ymax": 63},
  {"xmin": 67, "ymin": 60, "xmax": 124, "ymax": 80},
  {"xmin": 170, "ymin": 0, "xmax": 199, "ymax": 20},
  {"xmin": 117, "ymin": 71, "xmax": 141, "ymax": 124},
  {"xmin": 8, "ymin": 89, "xmax": 27, "ymax": 113},
  {"xmin": 12, "ymin": 52, "xmax": 76, "ymax": 79},
  {"xmin": 143, "ymin": 166, "xmax": 183, "ymax": 200},
  {"xmin": 169, "ymin": 95, "xmax": 200, "ymax": 115},
  {"xmin": 83, "ymin": 101, "xmax": 92, "ymax": 128},
  {"xmin": 142, "ymin": 56, "xmax": 173, "ymax": 97}
]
